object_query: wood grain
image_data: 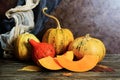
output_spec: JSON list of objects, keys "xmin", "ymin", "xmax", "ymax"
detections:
[{"xmin": 0, "ymin": 54, "xmax": 120, "ymax": 80}]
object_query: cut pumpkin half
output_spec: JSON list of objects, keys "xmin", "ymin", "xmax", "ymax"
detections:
[{"xmin": 56, "ymin": 55, "xmax": 99, "ymax": 72}]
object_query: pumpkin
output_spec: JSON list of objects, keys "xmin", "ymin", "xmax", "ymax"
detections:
[
  {"xmin": 68, "ymin": 34, "xmax": 106, "ymax": 62},
  {"xmin": 42, "ymin": 7, "xmax": 74, "ymax": 55},
  {"xmin": 29, "ymin": 39, "xmax": 55, "ymax": 64},
  {"xmin": 56, "ymin": 51, "xmax": 74, "ymax": 61},
  {"xmin": 38, "ymin": 56, "xmax": 62, "ymax": 70},
  {"xmin": 56, "ymin": 54, "xmax": 99, "ymax": 72},
  {"xmin": 15, "ymin": 33, "xmax": 40, "ymax": 60},
  {"xmin": 38, "ymin": 51, "xmax": 74, "ymax": 70}
]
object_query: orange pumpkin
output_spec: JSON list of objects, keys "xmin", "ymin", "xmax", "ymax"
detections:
[
  {"xmin": 68, "ymin": 34, "xmax": 106, "ymax": 62},
  {"xmin": 42, "ymin": 7, "xmax": 74, "ymax": 55},
  {"xmin": 29, "ymin": 39, "xmax": 55, "ymax": 64}
]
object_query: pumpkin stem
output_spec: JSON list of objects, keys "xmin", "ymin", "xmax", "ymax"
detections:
[
  {"xmin": 85, "ymin": 34, "xmax": 90, "ymax": 38},
  {"xmin": 42, "ymin": 7, "xmax": 61, "ymax": 29},
  {"xmin": 85, "ymin": 34, "xmax": 91, "ymax": 40}
]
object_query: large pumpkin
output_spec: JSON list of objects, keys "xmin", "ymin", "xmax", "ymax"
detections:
[
  {"xmin": 14, "ymin": 33, "xmax": 40, "ymax": 60},
  {"xmin": 42, "ymin": 7, "xmax": 74, "ymax": 55},
  {"xmin": 68, "ymin": 34, "xmax": 106, "ymax": 62}
]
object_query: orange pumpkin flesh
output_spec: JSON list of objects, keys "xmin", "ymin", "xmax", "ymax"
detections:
[
  {"xmin": 56, "ymin": 55, "xmax": 99, "ymax": 72},
  {"xmin": 38, "ymin": 51, "xmax": 74, "ymax": 70},
  {"xmin": 56, "ymin": 51, "xmax": 74, "ymax": 60},
  {"xmin": 38, "ymin": 56, "xmax": 62, "ymax": 70}
]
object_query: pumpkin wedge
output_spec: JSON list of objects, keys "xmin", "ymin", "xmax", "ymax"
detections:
[
  {"xmin": 38, "ymin": 51, "xmax": 74, "ymax": 70},
  {"xmin": 38, "ymin": 56, "xmax": 62, "ymax": 70},
  {"xmin": 56, "ymin": 51, "xmax": 74, "ymax": 60},
  {"xmin": 56, "ymin": 55, "xmax": 99, "ymax": 72}
]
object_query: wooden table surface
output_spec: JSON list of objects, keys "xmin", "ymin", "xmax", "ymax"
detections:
[{"xmin": 0, "ymin": 54, "xmax": 120, "ymax": 80}]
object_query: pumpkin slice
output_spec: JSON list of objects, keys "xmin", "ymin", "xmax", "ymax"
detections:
[
  {"xmin": 38, "ymin": 56, "xmax": 62, "ymax": 70},
  {"xmin": 38, "ymin": 51, "xmax": 74, "ymax": 70},
  {"xmin": 56, "ymin": 51, "xmax": 74, "ymax": 60},
  {"xmin": 56, "ymin": 55, "xmax": 99, "ymax": 72}
]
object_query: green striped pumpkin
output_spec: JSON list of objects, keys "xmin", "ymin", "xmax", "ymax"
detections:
[
  {"xmin": 42, "ymin": 7, "xmax": 74, "ymax": 55},
  {"xmin": 68, "ymin": 34, "xmax": 106, "ymax": 62}
]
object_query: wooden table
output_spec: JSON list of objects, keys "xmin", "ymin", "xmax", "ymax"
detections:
[{"xmin": 0, "ymin": 54, "xmax": 120, "ymax": 80}]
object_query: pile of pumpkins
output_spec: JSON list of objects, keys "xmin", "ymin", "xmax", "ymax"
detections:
[{"xmin": 14, "ymin": 7, "xmax": 106, "ymax": 72}]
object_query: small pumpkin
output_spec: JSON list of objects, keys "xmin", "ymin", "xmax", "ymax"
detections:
[
  {"xmin": 42, "ymin": 7, "xmax": 74, "ymax": 55},
  {"xmin": 29, "ymin": 39, "xmax": 55, "ymax": 64},
  {"xmin": 15, "ymin": 33, "xmax": 40, "ymax": 60},
  {"xmin": 68, "ymin": 34, "xmax": 106, "ymax": 62}
]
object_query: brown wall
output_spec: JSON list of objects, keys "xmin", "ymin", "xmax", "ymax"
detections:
[
  {"xmin": 44, "ymin": 0, "xmax": 120, "ymax": 54},
  {"xmin": 0, "ymin": 0, "xmax": 17, "ymax": 18}
]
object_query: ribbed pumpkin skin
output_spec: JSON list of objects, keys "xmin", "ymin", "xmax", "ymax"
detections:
[
  {"xmin": 68, "ymin": 34, "xmax": 106, "ymax": 62},
  {"xmin": 15, "ymin": 33, "xmax": 40, "ymax": 60},
  {"xmin": 42, "ymin": 7, "xmax": 74, "ymax": 55},
  {"xmin": 42, "ymin": 28, "xmax": 74, "ymax": 55}
]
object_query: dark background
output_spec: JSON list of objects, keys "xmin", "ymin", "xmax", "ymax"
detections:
[
  {"xmin": 0, "ymin": 0, "xmax": 120, "ymax": 54},
  {"xmin": 44, "ymin": 0, "xmax": 120, "ymax": 54}
]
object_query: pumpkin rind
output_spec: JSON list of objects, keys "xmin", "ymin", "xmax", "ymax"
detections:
[{"xmin": 68, "ymin": 34, "xmax": 106, "ymax": 62}]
